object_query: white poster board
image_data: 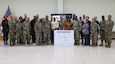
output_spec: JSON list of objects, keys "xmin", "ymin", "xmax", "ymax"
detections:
[{"xmin": 54, "ymin": 30, "xmax": 74, "ymax": 46}]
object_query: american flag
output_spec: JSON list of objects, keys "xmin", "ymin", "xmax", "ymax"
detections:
[{"xmin": 6, "ymin": 5, "xmax": 12, "ymax": 16}]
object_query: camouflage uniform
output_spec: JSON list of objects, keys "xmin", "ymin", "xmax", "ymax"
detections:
[
  {"xmin": 73, "ymin": 20, "xmax": 82, "ymax": 45},
  {"xmin": 34, "ymin": 21, "xmax": 42, "ymax": 45},
  {"xmin": 16, "ymin": 23, "xmax": 23, "ymax": 44},
  {"xmin": 99, "ymin": 20, "xmax": 106, "ymax": 45},
  {"xmin": 42, "ymin": 19, "xmax": 50, "ymax": 44},
  {"xmin": 46, "ymin": 20, "xmax": 51, "ymax": 44},
  {"xmin": 8, "ymin": 20, "xmax": 16, "ymax": 45},
  {"xmin": 90, "ymin": 22, "xmax": 99, "ymax": 46},
  {"xmin": 59, "ymin": 20, "xmax": 64, "ymax": 30},
  {"xmin": 104, "ymin": 20, "xmax": 114, "ymax": 47},
  {"xmin": 23, "ymin": 21, "xmax": 31, "ymax": 45}
]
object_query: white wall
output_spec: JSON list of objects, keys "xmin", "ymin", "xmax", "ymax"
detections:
[
  {"xmin": 64, "ymin": 0, "xmax": 115, "ymax": 31},
  {"xmin": 0, "ymin": 0, "xmax": 57, "ymax": 20},
  {"xmin": 0, "ymin": 0, "xmax": 115, "ymax": 31}
]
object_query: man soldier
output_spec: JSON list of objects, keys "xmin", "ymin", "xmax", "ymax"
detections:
[
  {"xmin": 73, "ymin": 16, "xmax": 82, "ymax": 45},
  {"xmin": 104, "ymin": 15, "xmax": 114, "ymax": 48},
  {"xmin": 8, "ymin": 16, "xmax": 16, "ymax": 46},
  {"xmin": 59, "ymin": 16, "xmax": 64, "ymax": 30},
  {"xmin": 16, "ymin": 19, "xmax": 23, "ymax": 44},
  {"xmin": 42, "ymin": 16, "xmax": 51, "ymax": 45},
  {"xmin": 44, "ymin": 15, "xmax": 51, "ymax": 44},
  {"xmin": 99, "ymin": 16, "xmax": 106, "ymax": 46},
  {"xmin": 34, "ymin": 19, "xmax": 42, "ymax": 45},
  {"xmin": 90, "ymin": 18, "xmax": 99, "ymax": 46},
  {"xmin": 23, "ymin": 17, "xmax": 31, "ymax": 45}
]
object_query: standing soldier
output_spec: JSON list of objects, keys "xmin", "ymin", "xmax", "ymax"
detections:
[
  {"xmin": 73, "ymin": 16, "xmax": 82, "ymax": 45},
  {"xmin": 99, "ymin": 16, "xmax": 106, "ymax": 46},
  {"xmin": 30, "ymin": 16, "xmax": 37, "ymax": 45},
  {"xmin": 19, "ymin": 16, "xmax": 24, "ymax": 44},
  {"xmin": 23, "ymin": 17, "xmax": 31, "ymax": 45},
  {"xmin": 8, "ymin": 16, "xmax": 16, "ymax": 46},
  {"xmin": 104, "ymin": 15, "xmax": 114, "ymax": 48},
  {"xmin": 42, "ymin": 16, "xmax": 51, "ymax": 45},
  {"xmin": 34, "ymin": 19, "xmax": 42, "ymax": 45},
  {"xmin": 42, "ymin": 18, "xmax": 47, "ymax": 44},
  {"xmin": 59, "ymin": 16, "xmax": 64, "ymax": 30},
  {"xmin": 45, "ymin": 15, "xmax": 51, "ymax": 44},
  {"xmin": 2, "ymin": 15, "xmax": 9, "ymax": 46},
  {"xmin": 16, "ymin": 19, "xmax": 23, "ymax": 44},
  {"xmin": 90, "ymin": 18, "xmax": 99, "ymax": 46}
]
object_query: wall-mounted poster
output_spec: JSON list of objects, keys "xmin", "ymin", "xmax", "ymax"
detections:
[{"xmin": 51, "ymin": 14, "xmax": 72, "ymax": 22}]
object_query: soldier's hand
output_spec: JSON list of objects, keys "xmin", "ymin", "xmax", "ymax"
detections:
[
  {"xmin": 91, "ymin": 31, "xmax": 94, "ymax": 33},
  {"xmin": 14, "ymin": 30, "xmax": 16, "ymax": 32},
  {"xmin": 105, "ymin": 30, "xmax": 108, "ymax": 32},
  {"xmin": 27, "ymin": 29, "xmax": 30, "ymax": 32}
]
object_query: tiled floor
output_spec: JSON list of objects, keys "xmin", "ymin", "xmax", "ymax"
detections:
[{"xmin": 0, "ymin": 40, "xmax": 115, "ymax": 64}]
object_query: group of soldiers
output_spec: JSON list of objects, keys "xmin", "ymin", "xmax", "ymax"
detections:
[
  {"xmin": 81, "ymin": 15, "xmax": 114, "ymax": 48},
  {"xmin": 73, "ymin": 15, "xmax": 114, "ymax": 48},
  {"xmin": 1, "ymin": 14, "xmax": 114, "ymax": 48},
  {"xmin": 2, "ymin": 14, "xmax": 52, "ymax": 46},
  {"xmin": 2, "ymin": 15, "xmax": 31, "ymax": 46},
  {"xmin": 99, "ymin": 15, "xmax": 114, "ymax": 48}
]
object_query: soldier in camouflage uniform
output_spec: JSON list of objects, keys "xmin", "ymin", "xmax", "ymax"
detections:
[
  {"xmin": 99, "ymin": 16, "xmax": 106, "ymax": 46},
  {"xmin": 16, "ymin": 19, "xmax": 23, "ymax": 44},
  {"xmin": 8, "ymin": 16, "xmax": 16, "ymax": 46},
  {"xmin": 90, "ymin": 18, "xmax": 99, "ymax": 46},
  {"xmin": 23, "ymin": 17, "xmax": 31, "ymax": 45},
  {"xmin": 45, "ymin": 15, "xmax": 51, "ymax": 44},
  {"xmin": 104, "ymin": 15, "xmax": 114, "ymax": 48},
  {"xmin": 59, "ymin": 16, "xmax": 64, "ymax": 30},
  {"xmin": 73, "ymin": 16, "xmax": 82, "ymax": 45},
  {"xmin": 34, "ymin": 19, "xmax": 42, "ymax": 45},
  {"xmin": 42, "ymin": 16, "xmax": 50, "ymax": 44}
]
